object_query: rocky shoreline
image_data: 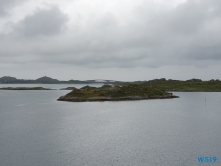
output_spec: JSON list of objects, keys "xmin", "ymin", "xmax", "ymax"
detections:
[
  {"xmin": 168, "ymin": 90, "xmax": 221, "ymax": 92},
  {"xmin": 57, "ymin": 95, "xmax": 179, "ymax": 102}
]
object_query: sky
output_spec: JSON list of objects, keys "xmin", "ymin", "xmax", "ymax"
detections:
[{"xmin": 0, "ymin": 0, "xmax": 221, "ymax": 81}]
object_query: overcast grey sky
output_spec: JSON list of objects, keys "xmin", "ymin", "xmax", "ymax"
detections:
[{"xmin": 0, "ymin": 0, "xmax": 221, "ymax": 81}]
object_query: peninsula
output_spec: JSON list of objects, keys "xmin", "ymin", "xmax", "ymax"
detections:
[
  {"xmin": 58, "ymin": 84, "xmax": 178, "ymax": 102},
  {"xmin": 137, "ymin": 78, "xmax": 221, "ymax": 92}
]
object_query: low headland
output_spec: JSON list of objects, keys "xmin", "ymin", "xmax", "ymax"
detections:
[
  {"xmin": 58, "ymin": 84, "xmax": 179, "ymax": 102},
  {"xmin": 134, "ymin": 78, "xmax": 221, "ymax": 92},
  {"xmin": 0, "ymin": 87, "xmax": 54, "ymax": 90}
]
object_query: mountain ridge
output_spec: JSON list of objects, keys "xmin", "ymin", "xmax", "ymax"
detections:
[{"xmin": 0, "ymin": 76, "xmax": 121, "ymax": 84}]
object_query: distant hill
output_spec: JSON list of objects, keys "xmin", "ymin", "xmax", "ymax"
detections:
[
  {"xmin": 0, "ymin": 76, "xmax": 17, "ymax": 83},
  {"xmin": 35, "ymin": 76, "xmax": 59, "ymax": 83}
]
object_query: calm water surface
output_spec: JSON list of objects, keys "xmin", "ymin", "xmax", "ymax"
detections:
[{"xmin": 0, "ymin": 84, "xmax": 221, "ymax": 166}]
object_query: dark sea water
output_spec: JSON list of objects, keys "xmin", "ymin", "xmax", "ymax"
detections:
[{"xmin": 0, "ymin": 84, "xmax": 221, "ymax": 166}]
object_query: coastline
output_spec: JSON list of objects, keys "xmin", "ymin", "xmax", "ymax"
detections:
[{"xmin": 57, "ymin": 95, "xmax": 179, "ymax": 102}]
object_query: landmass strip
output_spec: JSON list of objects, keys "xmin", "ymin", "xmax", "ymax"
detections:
[
  {"xmin": 1, "ymin": 76, "xmax": 221, "ymax": 92},
  {"xmin": 0, "ymin": 87, "xmax": 54, "ymax": 90}
]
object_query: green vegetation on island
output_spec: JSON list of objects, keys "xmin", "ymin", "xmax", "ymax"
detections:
[
  {"xmin": 0, "ymin": 87, "xmax": 54, "ymax": 90},
  {"xmin": 58, "ymin": 84, "xmax": 178, "ymax": 102}
]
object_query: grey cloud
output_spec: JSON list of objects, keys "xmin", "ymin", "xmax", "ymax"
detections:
[
  {"xmin": 164, "ymin": 0, "xmax": 221, "ymax": 35},
  {"xmin": 1, "ymin": 0, "xmax": 221, "ymax": 71},
  {"xmin": 0, "ymin": 0, "xmax": 27, "ymax": 16},
  {"xmin": 14, "ymin": 6, "xmax": 68, "ymax": 37},
  {"xmin": 94, "ymin": 12, "xmax": 118, "ymax": 30}
]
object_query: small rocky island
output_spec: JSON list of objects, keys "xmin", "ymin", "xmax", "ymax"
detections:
[
  {"xmin": 58, "ymin": 84, "xmax": 179, "ymax": 102},
  {"xmin": 60, "ymin": 87, "xmax": 78, "ymax": 90},
  {"xmin": 0, "ymin": 87, "xmax": 54, "ymax": 90}
]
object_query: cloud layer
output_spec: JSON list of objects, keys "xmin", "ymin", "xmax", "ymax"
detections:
[{"xmin": 0, "ymin": 0, "xmax": 221, "ymax": 80}]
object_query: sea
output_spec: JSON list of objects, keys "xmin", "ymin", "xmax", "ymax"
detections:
[{"xmin": 0, "ymin": 84, "xmax": 221, "ymax": 166}]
